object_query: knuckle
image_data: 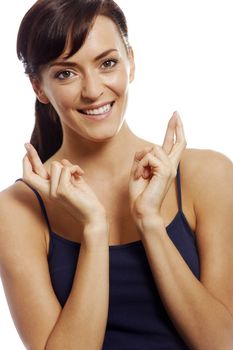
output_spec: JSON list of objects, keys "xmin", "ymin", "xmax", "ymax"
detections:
[
  {"xmin": 61, "ymin": 159, "xmax": 71, "ymax": 165},
  {"xmin": 135, "ymin": 151, "xmax": 143, "ymax": 161},
  {"xmin": 51, "ymin": 160, "xmax": 61, "ymax": 168},
  {"xmin": 49, "ymin": 189, "xmax": 57, "ymax": 200},
  {"xmin": 62, "ymin": 165, "xmax": 70, "ymax": 174},
  {"xmin": 50, "ymin": 188, "xmax": 67, "ymax": 200},
  {"xmin": 146, "ymin": 153, "xmax": 153, "ymax": 161},
  {"xmin": 56, "ymin": 184, "xmax": 67, "ymax": 199}
]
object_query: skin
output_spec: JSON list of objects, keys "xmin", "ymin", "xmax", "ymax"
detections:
[{"xmin": 0, "ymin": 14, "xmax": 233, "ymax": 350}]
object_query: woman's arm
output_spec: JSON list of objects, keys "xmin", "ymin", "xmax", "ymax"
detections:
[
  {"xmin": 45, "ymin": 224, "xmax": 109, "ymax": 350},
  {"xmin": 139, "ymin": 150, "xmax": 233, "ymax": 349},
  {"xmin": 129, "ymin": 113, "xmax": 233, "ymax": 349},
  {"xmin": 0, "ymin": 151, "xmax": 110, "ymax": 349}
]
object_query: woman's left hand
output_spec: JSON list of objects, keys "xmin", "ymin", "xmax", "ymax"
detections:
[{"xmin": 129, "ymin": 111, "xmax": 186, "ymax": 232}]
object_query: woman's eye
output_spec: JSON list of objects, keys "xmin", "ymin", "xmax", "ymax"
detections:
[
  {"xmin": 101, "ymin": 59, "xmax": 118, "ymax": 69},
  {"xmin": 55, "ymin": 70, "xmax": 75, "ymax": 80}
]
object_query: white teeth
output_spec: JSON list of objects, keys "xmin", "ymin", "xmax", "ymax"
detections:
[{"xmin": 82, "ymin": 103, "xmax": 112, "ymax": 115}]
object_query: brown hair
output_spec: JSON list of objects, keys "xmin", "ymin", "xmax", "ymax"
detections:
[{"xmin": 17, "ymin": 0, "xmax": 129, "ymax": 162}]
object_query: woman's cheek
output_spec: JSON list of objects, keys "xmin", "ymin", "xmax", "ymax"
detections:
[
  {"xmin": 52, "ymin": 88, "xmax": 77, "ymax": 110},
  {"xmin": 105, "ymin": 68, "xmax": 130, "ymax": 95}
]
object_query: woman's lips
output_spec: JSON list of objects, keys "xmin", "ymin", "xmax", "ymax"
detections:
[
  {"xmin": 78, "ymin": 102, "xmax": 115, "ymax": 121},
  {"xmin": 78, "ymin": 101, "xmax": 114, "ymax": 115}
]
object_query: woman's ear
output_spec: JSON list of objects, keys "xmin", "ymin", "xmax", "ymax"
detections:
[
  {"xmin": 128, "ymin": 47, "xmax": 135, "ymax": 83},
  {"xmin": 30, "ymin": 77, "xmax": 49, "ymax": 104}
]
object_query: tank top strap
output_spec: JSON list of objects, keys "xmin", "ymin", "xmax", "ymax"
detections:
[
  {"xmin": 15, "ymin": 179, "xmax": 52, "ymax": 233},
  {"xmin": 176, "ymin": 164, "xmax": 182, "ymax": 212}
]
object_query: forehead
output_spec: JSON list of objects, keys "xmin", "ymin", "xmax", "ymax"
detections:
[
  {"xmin": 87, "ymin": 15, "xmax": 122, "ymax": 45},
  {"xmin": 63, "ymin": 15, "xmax": 126, "ymax": 60}
]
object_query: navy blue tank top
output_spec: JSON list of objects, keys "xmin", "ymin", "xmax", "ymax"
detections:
[{"xmin": 16, "ymin": 167, "xmax": 199, "ymax": 349}]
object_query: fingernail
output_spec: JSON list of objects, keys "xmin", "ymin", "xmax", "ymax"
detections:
[{"xmin": 174, "ymin": 111, "xmax": 180, "ymax": 118}]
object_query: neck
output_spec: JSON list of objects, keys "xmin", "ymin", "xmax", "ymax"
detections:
[{"xmin": 51, "ymin": 121, "xmax": 145, "ymax": 181}]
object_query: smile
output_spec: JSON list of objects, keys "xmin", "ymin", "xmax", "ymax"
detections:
[{"xmin": 78, "ymin": 102, "xmax": 114, "ymax": 116}]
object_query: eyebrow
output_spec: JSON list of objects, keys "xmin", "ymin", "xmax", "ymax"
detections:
[{"xmin": 49, "ymin": 49, "xmax": 118, "ymax": 68}]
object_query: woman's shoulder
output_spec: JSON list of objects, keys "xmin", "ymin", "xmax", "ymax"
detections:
[
  {"xmin": 0, "ymin": 181, "xmax": 47, "ymax": 264},
  {"xmin": 0, "ymin": 180, "xmax": 41, "ymax": 218},
  {"xmin": 180, "ymin": 148, "xmax": 232, "ymax": 202},
  {"xmin": 181, "ymin": 148, "xmax": 232, "ymax": 178}
]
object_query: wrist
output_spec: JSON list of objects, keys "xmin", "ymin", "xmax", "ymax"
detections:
[
  {"xmin": 84, "ymin": 219, "xmax": 109, "ymax": 233},
  {"xmin": 84, "ymin": 205, "xmax": 108, "ymax": 227},
  {"xmin": 83, "ymin": 219, "xmax": 109, "ymax": 249},
  {"xmin": 141, "ymin": 218, "xmax": 168, "ymax": 249},
  {"xmin": 140, "ymin": 214, "xmax": 165, "ymax": 234}
]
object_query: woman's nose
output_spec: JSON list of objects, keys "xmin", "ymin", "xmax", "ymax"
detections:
[{"xmin": 81, "ymin": 72, "xmax": 104, "ymax": 101}]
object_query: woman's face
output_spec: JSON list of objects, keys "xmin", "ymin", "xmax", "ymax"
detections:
[{"xmin": 33, "ymin": 15, "xmax": 135, "ymax": 143}]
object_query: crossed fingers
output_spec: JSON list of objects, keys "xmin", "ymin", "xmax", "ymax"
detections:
[
  {"xmin": 133, "ymin": 112, "xmax": 186, "ymax": 180},
  {"xmin": 23, "ymin": 144, "xmax": 84, "ymax": 195},
  {"xmin": 162, "ymin": 111, "xmax": 187, "ymax": 165}
]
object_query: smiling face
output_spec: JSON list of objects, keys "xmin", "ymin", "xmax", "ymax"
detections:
[{"xmin": 32, "ymin": 15, "xmax": 135, "ymax": 143}]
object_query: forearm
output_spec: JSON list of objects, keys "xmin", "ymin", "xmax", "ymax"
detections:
[
  {"xmin": 45, "ymin": 225, "xmax": 109, "ymax": 350},
  {"xmin": 141, "ymin": 219, "xmax": 233, "ymax": 350}
]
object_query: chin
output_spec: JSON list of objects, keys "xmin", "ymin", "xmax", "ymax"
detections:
[
  {"xmin": 88, "ymin": 133, "xmax": 117, "ymax": 143},
  {"xmin": 86, "ymin": 129, "xmax": 121, "ymax": 143},
  {"xmin": 85, "ymin": 121, "xmax": 124, "ymax": 142}
]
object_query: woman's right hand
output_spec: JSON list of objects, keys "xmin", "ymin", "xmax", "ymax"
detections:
[{"xmin": 23, "ymin": 144, "xmax": 108, "ymax": 234}]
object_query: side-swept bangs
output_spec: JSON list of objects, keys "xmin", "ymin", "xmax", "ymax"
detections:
[{"xmin": 17, "ymin": 0, "xmax": 102, "ymax": 76}]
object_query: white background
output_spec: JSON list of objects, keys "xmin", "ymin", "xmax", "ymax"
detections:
[{"xmin": 0, "ymin": 0, "xmax": 232, "ymax": 348}]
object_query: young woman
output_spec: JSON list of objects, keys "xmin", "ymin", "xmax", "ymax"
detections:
[{"xmin": 0, "ymin": 0, "xmax": 232, "ymax": 349}]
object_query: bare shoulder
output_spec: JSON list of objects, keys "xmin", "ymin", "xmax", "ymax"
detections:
[
  {"xmin": 180, "ymin": 148, "xmax": 232, "ymax": 237},
  {"xmin": 0, "ymin": 181, "xmax": 47, "ymax": 268},
  {"xmin": 0, "ymin": 182, "xmax": 61, "ymax": 348},
  {"xmin": 181, "ymin": 147, "xmax": 232, "ymax": 173},
  {"xmin": 180, "ymin": 148, "xmax": 232, "ymax": 197}
]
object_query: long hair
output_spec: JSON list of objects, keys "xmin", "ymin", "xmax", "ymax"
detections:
[{"xmin": 17, "ymin": 0, "xmax": 129, "ymax": 163}]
